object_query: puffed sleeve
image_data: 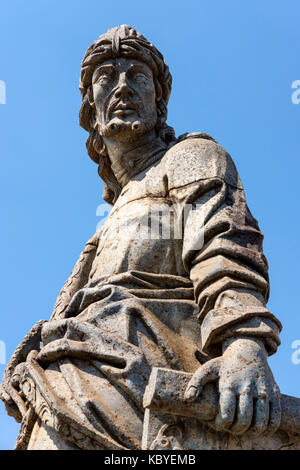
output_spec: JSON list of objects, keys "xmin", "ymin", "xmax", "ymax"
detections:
[{"xmin": 166, "ymin": 136, "xmax": 282, "ymax": 357}]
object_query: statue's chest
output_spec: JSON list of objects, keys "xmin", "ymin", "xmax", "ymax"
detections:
[{"xmin": 89, "ymin": 165, "xmax": 184, "ymax": 280}]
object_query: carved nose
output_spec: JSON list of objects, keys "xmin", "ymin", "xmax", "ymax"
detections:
[{"xmin": 114, "ymin": 76, "xmax": 134, "ymax": 99}]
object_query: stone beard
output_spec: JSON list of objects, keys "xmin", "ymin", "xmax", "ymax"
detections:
[{"xmin": 2, "ymin": 25, "xmax": 294, "ymax": 451}]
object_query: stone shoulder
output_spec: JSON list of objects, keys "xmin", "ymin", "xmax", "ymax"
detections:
[{"xmin": 162, "ymin": 135, "xmax": 243, "ymax": 190}]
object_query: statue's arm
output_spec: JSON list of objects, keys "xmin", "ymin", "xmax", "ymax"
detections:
[
  {"xmin": 167, "ymin": 136, "xmax": 282, "ymax": 434},
  {"xmin": 167, "ymin": 137, "xmax": 281, "ymax": 357}
]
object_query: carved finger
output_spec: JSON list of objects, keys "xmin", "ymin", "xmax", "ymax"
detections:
[
  {"xmin": 214, "ymin": 389, "xmax": 236, "ymax": 431},
  {"xmin": 268, "ymin": 399, "xmax": 281, "ymax": 434},
  {"xmin": 184, "ymin": 357, "xmax": 220, "ymax": 402},
  {"xmin": 230, "ymin": 392, "xmax": 253, "ymax": 435},
  {"xmin": 252, "ymin": 397, "xmax": 269, "ymax": 434},
  {"xmin": 0, "ymin": 384, "xmax": 12, "ymax": 403},
  {"xmin": 65, "ymin": 290, "xmax": 85, "ymax": 315}
]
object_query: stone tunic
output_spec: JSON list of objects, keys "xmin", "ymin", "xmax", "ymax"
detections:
[{"xmin": 17, "ymin": 136, "xmax": 283, "ymax": 449}]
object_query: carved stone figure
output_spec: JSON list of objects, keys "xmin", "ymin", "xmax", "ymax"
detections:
[{"xmin": 1, "ymin": 25, "xmax": 299, "ymax": 450}]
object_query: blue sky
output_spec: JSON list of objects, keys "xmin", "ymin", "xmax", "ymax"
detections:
[{"xmin": 0, "ymin": 0, "xmax": 299, "ymax": 449}]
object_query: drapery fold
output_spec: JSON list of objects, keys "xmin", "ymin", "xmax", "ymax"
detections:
[{"xmin": 2, "ymin": 135, "xmax": 282, "ymax": 449}]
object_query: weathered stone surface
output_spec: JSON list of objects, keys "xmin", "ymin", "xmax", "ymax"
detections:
[
  {"xmin": 1, "ymin": 24, "xmax": 298, "ymax": 450},
  {"xmin": 143, "ymin": 410, "xmax": 300, "ymax": 450},
  {"xmin": 142, "ymin": 368, "xmax": 300, "ymax": 450}
]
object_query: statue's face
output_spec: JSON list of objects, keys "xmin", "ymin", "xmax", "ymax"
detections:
[{"xmin": 92, "ymin": 57, "xmax": 158, "ymax": 140}]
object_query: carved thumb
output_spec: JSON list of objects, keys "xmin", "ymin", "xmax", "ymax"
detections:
[{"xmin": 184, "ymin": 357, "xmax": 221, "ymax": 402}]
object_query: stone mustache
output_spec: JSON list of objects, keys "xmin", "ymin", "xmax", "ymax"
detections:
[{"xmin": 1, "ymin": 25, "xmax": 299, "ymax": 450}]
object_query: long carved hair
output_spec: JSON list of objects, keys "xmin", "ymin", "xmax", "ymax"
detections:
[{"xmin": 79, "ymin": 25, "xmax": 176, "ymax": 205}]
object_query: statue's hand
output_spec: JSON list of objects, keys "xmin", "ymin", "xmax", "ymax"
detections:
[
  {"xmin": 1, "ymin": 321, "xmax": 45, "ymax": 423},
  {"xmin": 0, "ymin": 362, "xmax": 27, "ymax": 422},
  {"xmin": 184, "ymin": 337, "xmax": 281, "ymax": 435}
]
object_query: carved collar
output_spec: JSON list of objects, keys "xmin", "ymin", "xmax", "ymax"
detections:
[{"xmin": 110, "ymin": 137, "xmax": 168, "ymax": 186}]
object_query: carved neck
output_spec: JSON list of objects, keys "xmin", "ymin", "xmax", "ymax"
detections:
[
  {"xmin": 103, "ymin": 130, "xmax": 167, "ymax": 187},
  {"xmin": 104, "ymin": 129, "xmax": 157, "ymax": 166}
]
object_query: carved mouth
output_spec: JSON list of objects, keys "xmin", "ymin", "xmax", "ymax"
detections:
[
  {"xmin": 113, "ymin": 108, "xmax": 136, "ymax": 117},
  {"xmin": 112, "ymin": 102, "xmax": 137, "ymax": 117}
]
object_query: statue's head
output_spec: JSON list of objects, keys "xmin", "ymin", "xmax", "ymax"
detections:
[{"xmin": 79, "ymin": 25, "xmax": 174, "ymax": 204}]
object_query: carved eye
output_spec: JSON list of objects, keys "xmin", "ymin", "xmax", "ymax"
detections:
[
  {"xmin": 95, "ymin": 69, "xmax": 114, "ymax": 86},
  {"xmin": 98, "ymin": 74, "xmax": 110, "ymax": 84},
  {"xmin": 134, "ymin": 73, "xmax": 148, "ymax": 84}
]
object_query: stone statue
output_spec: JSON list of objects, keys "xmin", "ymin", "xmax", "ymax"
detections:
[{"xmin": 1, "ymin": 25, "xmax": 300, "ymax": 451}]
